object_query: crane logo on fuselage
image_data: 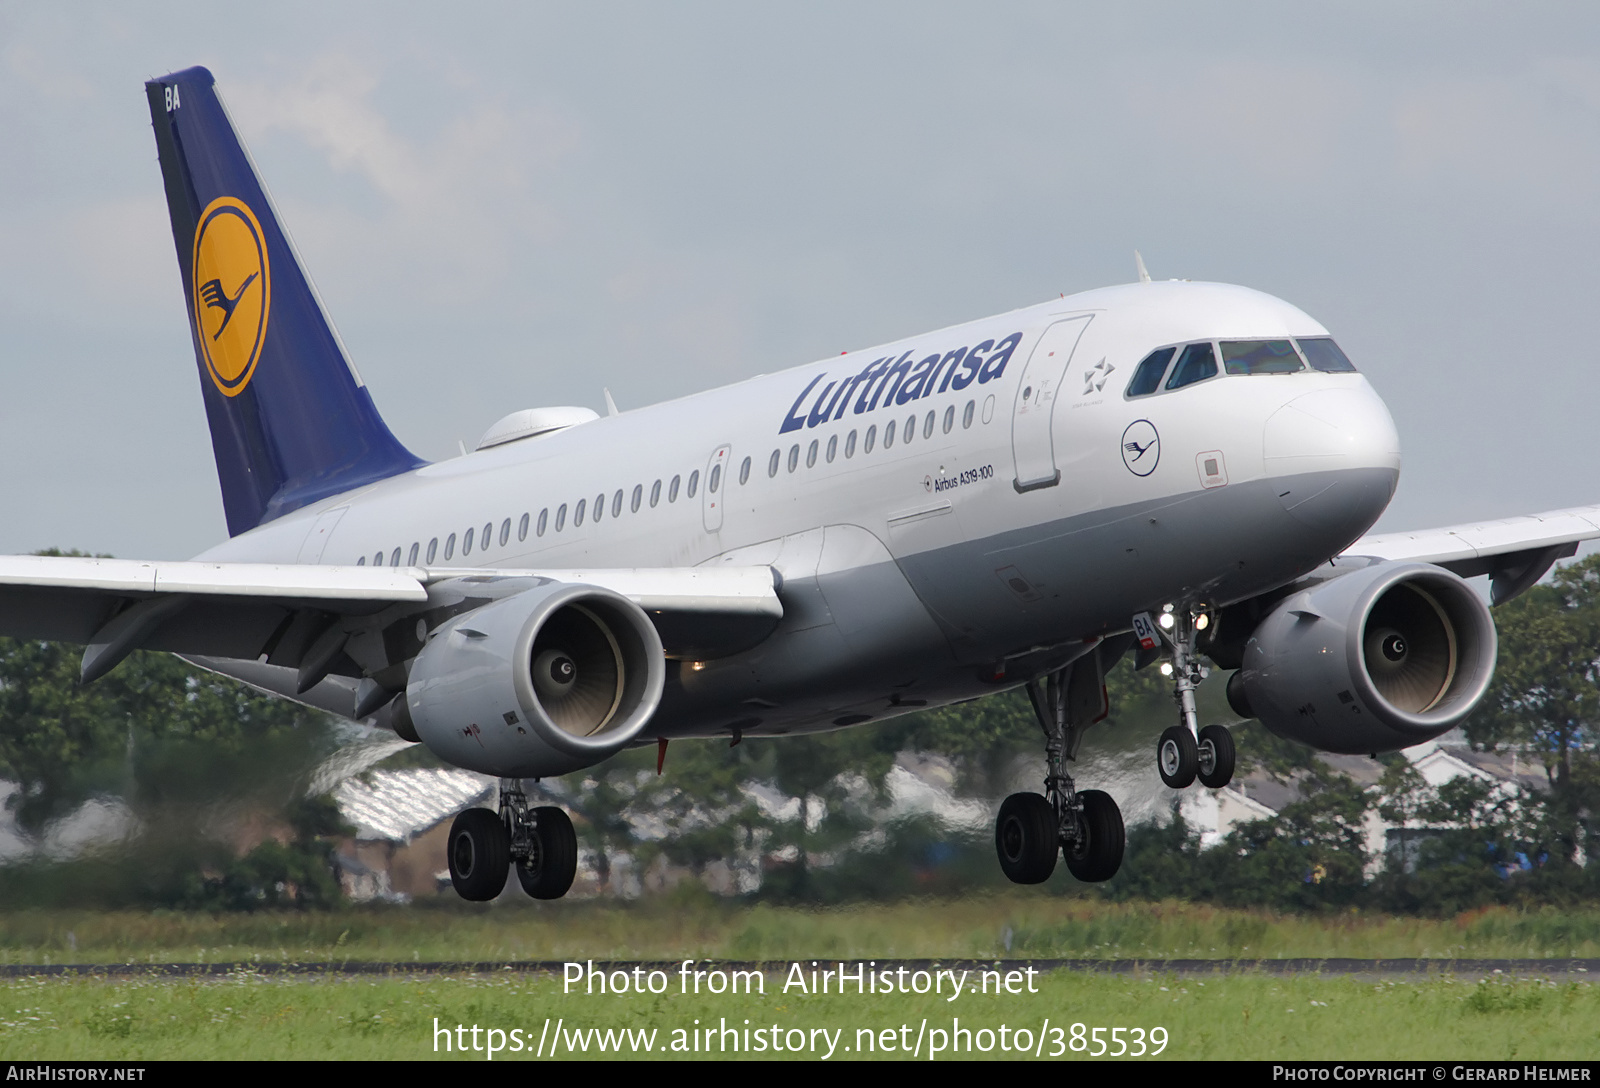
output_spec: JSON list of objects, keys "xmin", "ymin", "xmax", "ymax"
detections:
[
  {"xmin": 779, "ymin": 332, "xmax": 1023, "ymax": 434},
  {"xmin": 1121, "ymin": 420, "xmax": 1160, "ymax": 477},
  {"xmin": 191, "ymin": 196, "xmax": 271, "ymax": 398}
]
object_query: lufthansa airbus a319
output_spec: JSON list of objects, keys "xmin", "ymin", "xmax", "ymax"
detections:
[{"xmin": 4, "ymin": 67, "xmax": 1596, "ymax": 901}]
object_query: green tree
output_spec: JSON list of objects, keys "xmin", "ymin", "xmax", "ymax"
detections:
[{"xmin": 1468, "ymin": 556, "xmax": 1600, "ymax": 862}]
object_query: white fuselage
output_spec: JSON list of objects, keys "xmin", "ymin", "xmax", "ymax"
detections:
[{"xmin": 198, "ymin": 280, "xmax": 1402, "ymax": 740}]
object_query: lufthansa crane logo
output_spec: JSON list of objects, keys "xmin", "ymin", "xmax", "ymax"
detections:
[{"xmin": 191, "ymin": 197, "xmax": 270, "ymax": 397}]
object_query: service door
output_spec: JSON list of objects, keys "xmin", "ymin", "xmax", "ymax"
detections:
[
  {"xmin": 1010, "ymin": 315, "xmax": 1092, "ymax": 492},
  {"xmin": 702, "ymin": 444, "xmax": 732, "ymax": 532}
]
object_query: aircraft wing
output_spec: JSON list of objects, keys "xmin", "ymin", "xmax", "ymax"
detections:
[
  {"xmin": 1341, "ymin": 503, "xmax": 1600, "ymax": 604},
  {"xmin": 0, "ymin": 555, "xmax": 781, "ymax": 682}
]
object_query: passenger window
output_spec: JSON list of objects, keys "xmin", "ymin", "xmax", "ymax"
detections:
[
  {"xmin": 574, "ymin": 500, "xmax": 586, "ymax": 527},
  {"xmin": 407, "ymin": 543, "xmax": 419, "ymax": 566},
  {"xmin": 903, "ymin": 414, "xmax": 915, "ymax": 444},
  {"xmin": 462, "ymin": 528, "xmax": 474, "ymax": 555},
  {"xmin": 1222, "ymin": 340, "xmax": 1302, "ymax": 375},
  {"xmin": 389, "ymin": 547, "xmax": 400, "ymax": 567},
  {"xmin": 845, "ymin": 430, "xmax": 858, "ymax": 457},
  {"xmin": 943, "ymin": 405, "xmax": 954, "ymax": 434},
  {"xmin": 650, "ymin": 480, "xmax": 662, "ymax": 507},
  {"xmin": 1127, "ymin": 347, "xmax": 1176, "ymax": 396},
  {"xmin": 374, "ymin": 551, "xmax": 384, "ymax": 566},
  {"xmin": 537, "ymin": 509, "xmax": 548, "ymax": 536},
  {"xmin": 499, "ymin": 519, "xmax": 511, "ymax": 547},
  {"xmin": 963, "ymin": 400, "xmax": 975, "ymax": 428},
  {"xmin": 768, "ymin": 450, "xmax": 780, "ymax": 477},
  {"xmin": 826, "ymin": 435, "xmax": 837, "ymax": 463},
  {"xmin": 1298, "ymin": 337, "xmax": 1358, "ymax": 373},
  {"xmin": 1166, "ymin": 343, "xmax": 1218, "ymax": 390},
  {"xmin": 612, "ymin": 489, "xmax": 623, "ymax": 517},
  {"xmin": 631, "ymin": 484, "xmax": 643, "ymax": 512},
  {"xmin": 426, "ymin": 538, "xmax": 438, "ymax": 563},
  {"xmin": 687, "ymin": 470, "xmax": 699, "ymax": 498},
  {"xmin": 884, "ymin": 419, "xmax": 897, "ymax": 448},
  {"xmin": 356, "ymin": 556, "xmax": 366, "ymax": 566},
  {"xmin": 518, "ymin": 513, "xmax": 529, "ymax": 542},
  {"xmin": 739, "ymin": 457, "xmax": 751, "ymax": 485},
  {"xmin": 787, "ymin": 445, "xmax": 799, "ymax": 472},
  {"xmin": 709, "ymin": 465, "xmax": 722, "ymax": 492},
  {"xmin": 669, "ymin": 476, "xmax": 680, "ymax": 502},
  {"xmin": 482, "ymin": 522, "xmax": 492, "ymax": 547},
  {"xmin": 806, "ymin": 439, "xmax": 818, "ymax": 468},
  {"xmin": 864, "ymin": 424, "xmax": 877, "ymax": 453},
  {"xmin": 592, "ymin": 495, "xmax": 603, "ymax": 522},
  {"xmin": 923, "ymin": 410, "xmax": 935, "ymax": 439},
  {"xmin": 555, "ymin": 504, "xmax": 567, "ymax": 532},
  {"xmin": 445, "ymin": 532, "xmax": 456, "ymax": 559}
]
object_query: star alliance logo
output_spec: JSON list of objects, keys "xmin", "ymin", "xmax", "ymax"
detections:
[{"xmin": 1083, "ymin": 357, "xmax": 1114, "ymax": 395}]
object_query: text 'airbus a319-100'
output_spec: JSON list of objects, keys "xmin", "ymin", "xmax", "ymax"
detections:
[{"xmin": 6, "ymin": 66, "xmax": 1597, "ymax": 901}]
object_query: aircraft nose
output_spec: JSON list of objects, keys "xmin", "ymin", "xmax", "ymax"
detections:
[{"xmin": 1263, "ymin": 385, "xmax": 1401, "ymax": 534}]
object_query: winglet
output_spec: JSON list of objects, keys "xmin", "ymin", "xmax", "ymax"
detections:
[{"xmin": 1135, "ymin": 250, "xmax": 1151, "ymax": 284}]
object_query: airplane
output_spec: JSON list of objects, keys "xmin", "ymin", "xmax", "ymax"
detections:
[{"xmin": 4, "ymin": 65, "xmax": 1598, "ymax": 902}]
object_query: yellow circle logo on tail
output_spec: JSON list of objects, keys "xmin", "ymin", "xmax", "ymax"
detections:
[{"xmin": 191, "ymin": 197, "xmax": 271, "ymax": 397}]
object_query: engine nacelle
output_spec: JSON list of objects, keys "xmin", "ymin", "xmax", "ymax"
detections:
[
  {"xmin": 407, "ymin": 583, "xmax": 666, "ymax": 777},
  {"xmin": 1235, "ymin": 561, "xmax": 1497, "ymax": 754}
]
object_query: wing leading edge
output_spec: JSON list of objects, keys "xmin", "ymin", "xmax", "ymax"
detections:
[
  {"xmin": 0, "ymin": 555, "xmax": 781, "ymax": 686},
  {"xmin": 1343, "ymin": 503, "xmax": 1600, "ymax": 604}
]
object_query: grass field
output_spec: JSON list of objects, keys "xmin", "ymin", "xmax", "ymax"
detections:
[
  {"xmin": 0, "ymin": 968, "xmax": 1595, "ymax": 1061},
  {"xmin": 1, "ymin": 897, "xmax": 1597, "ymax": 1061},
  {"xmin": 2, "ymin": 894, "xmax": 1600, "ymax": 965}
]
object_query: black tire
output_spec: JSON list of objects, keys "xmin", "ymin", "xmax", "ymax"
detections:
[
  {"xmin": 1064, "ymin": 789, "xmax": 1125, "ymax": 883},
  {"xmin": 517, "ymin": 806, "xmax": 578, "ymax": 900},
  {"xmin": 1157, "ymin": 725, "xmax": 1199, "ymax": 789},
  {"xmin": 995, "ymin": 793, "xmax": 1058, "ymax": 884},
  {"xmin": 1197, "ymin": 723, "xmax": 1236, "ymax": 789},
  {"xmin": 448, "ymin": 807, "xmax": 510, "ymax": 902}
]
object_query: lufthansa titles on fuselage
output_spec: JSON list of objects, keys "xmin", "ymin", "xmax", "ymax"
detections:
[{"xmin": 779, "ymin": 332, "xmax": 1023, "ymax": 435}]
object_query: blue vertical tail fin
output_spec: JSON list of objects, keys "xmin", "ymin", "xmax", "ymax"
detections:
[{"xmin": 145, "ymin": 66, "xmax": 424, "ymax": 536}]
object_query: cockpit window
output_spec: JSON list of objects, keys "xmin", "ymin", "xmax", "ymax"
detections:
[
  {"xmin": 1221, "ymin": 340, "xmax": 1302, "ymax": 375},
  {"xmin": 1298, "ymin": 337, "xmax": 1358, "ymax": 373},
  {"xmin": 1126, "ymin": 347, "xmax": 1175, "ymax": 397},
  {"xmin": 1166, "ymin": 342, "xmax": 1217, "ymax": 390}
]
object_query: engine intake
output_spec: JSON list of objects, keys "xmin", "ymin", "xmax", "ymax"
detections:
[
  {"xmin": 1236, "ymin": 561, "xmax": 1496, "ymax": 754},
  {"xmin": 407, "ymin": 583, "xmax": 665, "ymax": 777}
]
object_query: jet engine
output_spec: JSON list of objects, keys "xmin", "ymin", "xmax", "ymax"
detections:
[
  {"xmin": 1231, "ymin": 561, "xmax": 1496, "ymax": 754},
  {"xmin": 407, "ymin": 583, "xmax": 666, "ymax": 777}
]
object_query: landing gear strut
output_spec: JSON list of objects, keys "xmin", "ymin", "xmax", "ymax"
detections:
[
  {"xmin": 1152, "ymin": 605, "xmax": 1235, "ymax": 790},
  {"xmin": 994, "ymin": 649, "xmax": 1126, "ymax": 884},
  {"xmin": 447, "ymin": 780, "xmax": 578, "ymax": 902}
]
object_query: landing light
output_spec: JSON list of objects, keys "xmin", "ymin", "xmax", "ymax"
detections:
[
  {"xmin": 1158, "ymin": 612, "xmax": 1175, "ymax": 630},
  {"xmin": 1159, "ymin": 663, "xmax": 1174, "ymax": 676},
  {"xmin": 1196, "ymin": 614, "xmax": 1210, "ymax": 631}
]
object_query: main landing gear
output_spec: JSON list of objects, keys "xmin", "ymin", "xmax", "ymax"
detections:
[
  {"xmin": 447, "ymin": 779, "xmax": 578, "ymax": 902},
  {"xmin": 1151, "ymin": 605, "xmax": 1236, "ymax": 791},
  {"xmin": 995, "ymin": 648, "xmax": 1126, "ymax": 885}
]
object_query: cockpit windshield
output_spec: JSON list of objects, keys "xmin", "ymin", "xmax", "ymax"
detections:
[
  {"xmin": 1221, "ymin": 340, "xmax": 1302, "ymax": 375},
  {"xmin": 1124, "ymin": 336, "xmax": 1358, "ymax": 398},
  {"xmin": 1298, "ymin": 337, "xmax": 1358, "ymax": 372}
]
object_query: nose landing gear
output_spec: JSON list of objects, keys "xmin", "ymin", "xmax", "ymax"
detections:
[
  {"xmin": 994, "ymin": 648, "xmax": 1126, "ymax": 885},
  {"xmin": 1147, "ymin": 605, "xmax": 1235, "ymax": 791}
]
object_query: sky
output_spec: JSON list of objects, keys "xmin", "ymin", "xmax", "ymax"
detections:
[{"xmin": 3, "ymin": 3, "xmax": 1600, "ymax": 560}]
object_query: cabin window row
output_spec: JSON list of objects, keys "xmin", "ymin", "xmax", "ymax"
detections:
[
  {"xmin": 765, "ymin": 399, "xmax": 978, "ymax": 477},
  {"xmin": 356, "ymin": 467, "xmax": 718, "ymax": 567}
]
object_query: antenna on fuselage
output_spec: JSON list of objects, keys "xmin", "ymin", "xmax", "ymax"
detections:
[{"xmin": 1135, "ymin": 250, "xmax": 1151, "ymax": 284}]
